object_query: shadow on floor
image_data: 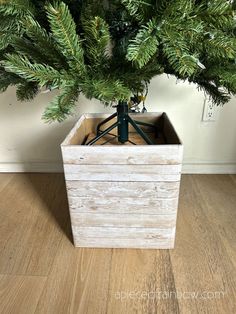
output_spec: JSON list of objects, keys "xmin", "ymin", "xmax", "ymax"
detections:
[{"xmin": 25, "ymin": 173, "xmax": 73, "ymax": 243}]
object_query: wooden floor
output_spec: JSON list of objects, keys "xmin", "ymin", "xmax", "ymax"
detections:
[{"xmin": 0, "ymin": 174, "xmax": 235, "ymax": 314}]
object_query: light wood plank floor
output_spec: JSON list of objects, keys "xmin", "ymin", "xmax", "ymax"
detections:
[{"xmin": 0, "ymin": 174, "xmax": 235, "ymax": 314}]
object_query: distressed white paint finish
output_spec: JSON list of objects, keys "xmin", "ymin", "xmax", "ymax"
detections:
[
  {"xmin": 72, "ymin": 226, "xmax": 176, "ymax": 248},
  {"xmin": 73, "ymin": 238, "xmax": 175, "ymax": 249},
  {"xmin": 72, "ymin": 226, "xmax": 176, "ymax": 239},
  {"xmin": 61, "ymin": 112, "xmax": 183, "ymax": 248},
  {"xmin": 64, "ymin": 164, "xmax": 181, "ymax": 182},
  {"xmin": 66, "ymin": 181, "xmax": 180, "ymax": 198},
  {"xmin": 71, "ymin": 213, "xmax": 177, "ymax": 228},
  {"xmin": 68, "ymin": 197, "xmax": 179, "ymax": 214},
  {"xmin": 62, "ymin": 145, "xmax": 183, "ymax": 165}
]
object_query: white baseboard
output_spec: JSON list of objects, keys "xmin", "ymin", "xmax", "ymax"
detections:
[
  {"xmin": 182, "ymin": 163, "xmax": 236, "ymax": 174},
  {"xmin": 0, "ymin": 162, "xmax": 235, "ymax": 174},
  {"xmin": 0, "ymin": 162, "xmax": 63, "ymax": 173}
]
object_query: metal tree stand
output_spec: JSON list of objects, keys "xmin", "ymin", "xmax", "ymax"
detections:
[{"xmin": 86, "ymin": 101, "xmax": 158, "ymax": 146}]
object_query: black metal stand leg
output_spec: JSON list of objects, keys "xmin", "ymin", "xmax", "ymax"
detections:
[
  {"xmin": 133, "ymin": 120, "xmax": 160, "ymax": 138},
  {"xmin": 85, "ymin": 102, "xmax": 157, "ymax": 146},
  {"xmin": 128, "ymin": 116, "xmax": 154, "ymax": 145},
  {"xmin": 96, "ymin": 112, "xmax": 117, "ymax": 135},
  {"xmin": 133, "ymin": 120, "xmax": 157, "ymax": 129},
  {"xmin": 87, "ymin": 121, "xmax": 119, "ymax": 146}
]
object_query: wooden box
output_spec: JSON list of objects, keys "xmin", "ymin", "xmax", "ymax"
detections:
[{"xmin": 61, "ymin": 112, "xmax": 183, "ymax": 249}]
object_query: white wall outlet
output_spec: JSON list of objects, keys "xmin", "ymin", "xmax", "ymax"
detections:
[{"xmin": 202, "ymin": 97, "xmax": 218, "ymax": 122}]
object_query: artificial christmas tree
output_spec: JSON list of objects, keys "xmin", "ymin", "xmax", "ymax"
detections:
[{"xmin": 0, "ymin": 0, "xmax": 235, "ymax": 125}]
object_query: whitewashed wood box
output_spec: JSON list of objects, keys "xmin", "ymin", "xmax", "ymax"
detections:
[{"xmin": 61, "ymin": 112, "xmax": 183, "ymax": 249}]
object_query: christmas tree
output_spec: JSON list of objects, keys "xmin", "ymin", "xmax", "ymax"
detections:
[{"xmin": 0, "ymin": 0, "xmax": 235, "ymax": 122}]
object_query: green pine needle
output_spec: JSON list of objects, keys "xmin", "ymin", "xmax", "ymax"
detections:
[
  {"xmin": 16, "ymin": 81, "xmax": 39, "ymax": 101},
  {"xmin": 0, "ymin": 0, "xmax": 35, "ymax": 16},
  {"xmin": 83, "ymin": 78, "xmax": 131, "ymax": 103},
  {"xmin": 46, "ymin": 1, "xmax": 86, "ymax": 74},
  {"xmin": 3, "ymin": 53, "xmax": 66, "ymax": 88},
  {"xmin": 83, "ymin": 16, "xmax": 111, "ymax": 68},
  {"xmin": 43, "ymin": 83, "xmax": 80, "ymax": 123},
  {"xmin": 126, "ymin": 19, "xmax": 158, "ymax": 68}
]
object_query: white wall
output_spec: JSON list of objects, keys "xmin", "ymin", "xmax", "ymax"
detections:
[{"xmin": 0, "ymin": 75, "xmax": 236, "ymax": 173}]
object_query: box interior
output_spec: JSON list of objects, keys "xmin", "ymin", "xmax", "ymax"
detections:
[{"xmin": 65, "ymin": 113, "xmax": 181, "ymax": 146}]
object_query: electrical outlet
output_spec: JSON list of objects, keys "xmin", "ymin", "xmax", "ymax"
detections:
[{"xmin": 202, "ymin": 97, "xmax": 218, "ymax": 122}]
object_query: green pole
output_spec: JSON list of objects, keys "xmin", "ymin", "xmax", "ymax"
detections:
[{"xmin": 117, "ymin": 101, "xmax": 129, "ymax": 143}]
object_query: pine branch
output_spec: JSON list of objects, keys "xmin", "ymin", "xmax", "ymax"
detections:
[
  {"xmin": 0, "ymin": 14, "xmax": 21, "ymax": 32},
  {"xmin": 110, "ymin": 59, "xmax": 164, "ymax": 93},
  {"xmin": 160, "ymin": 24, "xmax": 201, "ymax": 77},
  {"xmin": 10, "ymin": 37, "xmax": 49, "ymax": 64},
  {"xmin": 121, "ymin": 0, "xmax": 153, "ymax": 21},
  {"xmin": 126, "ymin": 19, "xmax": 158, "ymax": 68},
  {"xmin": 0, "ymin": 0, "xmax": 235, "ymax": 116},
  {"xmin": 43, "ymin": 83, "xmax": 80, "ymax": 123},
  {"xmin": 0, "ymin": 0, "xmax": 35, "ymax": 16},
  {"xmin": 83, "ymin": 16, "xmax": 110, "ymax": 68},
  {"xmin": 200, "ymin": 0, "xmax": 235, "ymax": 28},
  {"xmin": 0, "ymin": 14, "xmax": 23, "ymax": 50},
  {"xmin": 23, "ymin": 16, "xmax": 68, "ymax": 68},
  {"xmin": 16, "ymin": 81, "xmax": 39, "ymax": 101},
  {"xmin": 197, "ymin": 80, "xmax": 231, "ymax": 105},
  {"xmin": 0, "ymin": 33, "xmax": 15, "ymax": 50},
  {"xmin": 204, "ymin": 32, "xmax": 236, "ymax": 59},
  {"xmin": 156, "ymin": 0, "xmax": 176, "ymax": 19},
  {"xmin": 46, "ymin": 1, "xmax": 86, "ymax": 74},
  {"xmin": 206, "ymin": 65, "xmax": 236, "ymax": 93},
  {"xmin": 3, "ymin": 53, "xmax": 66, "ymax": 88},
  {"xmin": 0, "ymin": 67, "xmax": 22, "ymax": 91},
  {"xmin": 154, "ymin": 0, "xmax": 195, "ymax": 24},
  {"xmin": 82, "ymin": 78, "xmax": 131, "ymax": 103}
]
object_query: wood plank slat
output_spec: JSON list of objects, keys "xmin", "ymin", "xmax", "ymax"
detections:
[
  {"xmin": 66, "ymin": 181, "xmax": 181, "ymax": 199},
  {"xmin": 73, "ymin": 238, "xmax": 175, "ymax": 249},
  {"xmin": 73, "ymin": 226, "xmax": 175, "ymax": 239},
  {"xmin": 62, "ymin": 145, "xmax": 183, "ymax": 165},
  {"xmin": 72, "ymin": 227, "xmax": 175, "ymax": 248},
  {"xmin": 71, "ymin": 213, "xmax": 177, "ymax": 228},
  {"xmin": 64, "ymin": 164, "xmax": 182, "ymax": 182},
  {"xmin": 68, "ymin": 197, "xmax": 179, "ymax": 214}
]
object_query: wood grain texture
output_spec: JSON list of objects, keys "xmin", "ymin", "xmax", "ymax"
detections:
[
  {"xmin": 71, "ymin": 213, "xmax": 177, "ymax": 228},
  {"xmin": 163, "ymin": 113, "xmax": 182, "ymax": 144},
  {"xmin": 66, "ymin": 180, "xmax": 180, "ymax": 199},
  {"xmin": 72, "ymin": 226, "xmax": 175, "ymax": 249},
  {"xmin": 64, "ymin": 164, "xmax": 181, "ymax": 182},
  {"xmin": 62, "ymin": 145, "xmax": 183, "ymax": 165},
  {"xmin": 0, "ymin": 173, "xmax": 69, "ymax": 276},
  {"xmin": 170, "ymin": 175, "xmax": 236, "ymax": 314},
  {"xmin": 61, "ymin": 115, "xmax": 87, "ymax": 146},
  {"xmin": 35, "ymin": 239, "xmax": 112, "ymax": 314},
  {"xmin": 0, "ymin": 275, "xmax": 46, "ymax": 314},
  {"xmin": 68, "ymin": 197, "xmax": 179, "ymax": 214},
  {"xmin": 73, "ymin": 237, "xmax": 175, "ymax": 249},
  {"xmin": 106, "ymin": 250, "xmax": 179, "ymax": 314},
  {"xmin": 0, "ymin": 174, "xmax": 236, "ymax": 313}
]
